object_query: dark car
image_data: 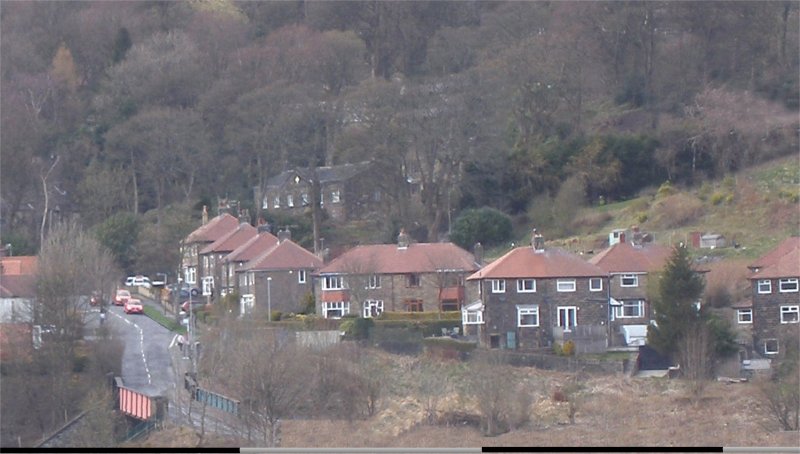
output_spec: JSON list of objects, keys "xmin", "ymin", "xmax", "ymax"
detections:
[{"xmin": 168, "ymin": 283, "xmax": 200, "ymax": 299}]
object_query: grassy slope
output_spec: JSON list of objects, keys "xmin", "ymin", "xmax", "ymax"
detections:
[{"xmin": 518, "ymin": 154, "xmax": 799, "ymax": 261}]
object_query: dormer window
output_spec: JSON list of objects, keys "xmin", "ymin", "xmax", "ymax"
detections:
[
  {"xmin": 331, "ymin": 190, "xmax": 341, "ymax": 203},
  {"xmin": 294, "ymin": 175, "xmax": 301, "ymax": 184}
]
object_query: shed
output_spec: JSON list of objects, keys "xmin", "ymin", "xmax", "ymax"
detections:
[{"xmin": 700, "ymin": 234, "xmax": 726, "ymax": 249}]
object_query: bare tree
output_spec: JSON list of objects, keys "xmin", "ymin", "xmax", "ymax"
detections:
[{"xmin": 678, "ymin": 320, "xmax": 713, "ymax": 402}]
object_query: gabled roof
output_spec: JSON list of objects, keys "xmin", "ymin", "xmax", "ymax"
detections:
[
  {"xmin": 750, "ymin": 248, "xmax": 800, "ymax": 280},
  {"xmin": 467, "ymin": 246, "xmax": 605, "ymax": 281},
  {"xmin": 243, "ymin": 239, "xmax": 323, "ymax": 272},
  {"xmin": 318, "ymin": 243, "xmax": 478, "ymax": 275},
  {"xmin": 748, "ymin": 237, "xmax": 800, "ymax": 271},
  {"xmin": 199, "ymin": 223, "xmax": 257, "ymax": 255},
  {"xmin": 224, "ymin": 231, "xmax": 280, "ymax": 264},
  {"xmin": 266, "ymin": 161, "xmax": 372, "ymax": 188},
  {"xmin": 184, "ymin": 213, "xmax": 239, "ymax": 244},
  {"xmin": 589, "ymin": 242, "xmax": 672, "ymax": 274}
]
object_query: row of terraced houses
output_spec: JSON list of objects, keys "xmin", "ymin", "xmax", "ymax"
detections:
[{"xmin": 178, "ymin": 209, "xmax": 799, "ymax": 358}]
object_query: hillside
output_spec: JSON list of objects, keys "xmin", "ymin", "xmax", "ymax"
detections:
[{"xmin": 537, "ymin": 155, "xmax": 799, "ymax": 261}]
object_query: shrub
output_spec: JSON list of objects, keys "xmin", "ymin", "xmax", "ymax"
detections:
[
  {"xmin": 340, "ymin": 317, "xmax": 373, "ymax": 340},
  {"xmin": 710, "ymin": 192, "xmax": 726, "ymax": 205},
  {"xmin": 450, "ymin": 207, "xmax": 513, "ymax": 250},
  {"xmin": 656, "ymin": 181, "xmax": 675, "ymax": 199}
]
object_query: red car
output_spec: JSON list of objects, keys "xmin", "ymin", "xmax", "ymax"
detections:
[
  {"xmin": 114, "ymin": 289, "xmax": 131, "ymax": 306},
  {"xmin": 124, "ymin": 298, "xmax": 143, "ymax": 314}
]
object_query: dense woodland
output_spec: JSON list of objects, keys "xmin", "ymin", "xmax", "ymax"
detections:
[{"xmin": 1, "ymin": 1, "xmax": 798, "ymax": 274}]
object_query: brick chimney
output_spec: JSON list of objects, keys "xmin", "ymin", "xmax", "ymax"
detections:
[{"xmin": 473, "ymin": 242, "xmax": 484, "ymax": 265}]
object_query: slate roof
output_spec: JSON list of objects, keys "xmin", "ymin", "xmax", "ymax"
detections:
[
  {"xmin": 243, "ymin": 239, "xmax": 323, "ymax": 272},
  {"xmin": 265, "ymin": 161, "xmax": 372, "ymax": 188},
  {"xmin": 184, "ymin": 213, "xmax": 239, "ymax": 244},
  {"xmin": 589, "ymin": 242, "xmax": 672, "ymax": 274},
  {"xmin": 318, "ymin": 243, "xmax": 478, "ymax": 275},
  {"xmin": 199, "ymin": 223, "xmax": 257, "ymax": 255},
  {"xmin": 748, "ymin": 237, "xmax": 800, "ymax": 272},
  {"xmin": 467, "ymin": 246, "xmax": 606, "ymax": 280},
  {"xmin": 224, "ymin": 231, "xmax": 280, "ymax": 264}
]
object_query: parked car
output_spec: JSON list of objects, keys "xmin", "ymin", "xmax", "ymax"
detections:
[
  {"xmin": 90, "ymin": 291, "xmax": 102, "ymax": 307},
  {"xmin": 114, "ymin": 289, "xmax": 131, "ymax": 306},
  {"xmin": 125, "ymin": 275, "xmax": 152, "ymax": 289},
  {"xmin": 124, "ymin": 298, "xmax": 144, "ymax": 314}
]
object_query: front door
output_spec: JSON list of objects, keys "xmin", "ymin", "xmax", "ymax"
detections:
[{"xmin": 557, "ymin": 306, "xmax": 577, "ymax": 332}]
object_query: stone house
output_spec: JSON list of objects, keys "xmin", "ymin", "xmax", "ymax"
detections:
[
  {"xmin": 256, "ymin": 161, "xmax": 384, "ymax": 223},
  {"xmin": 180, "ymin": 209, "xmax": 239, "ymax": 290},
  {"xmin": 198, "ymin": 222, "xmax": 257, "ymax": 301},
  {"xmin": 237, "ymin": 234, "xmax": 323, "ymax": 317},
  {"xmin": 464, "ymin": 232, "xmax": 609, "ymax": 351},
  {"xmin": 222, "ymin": 225, "xmax": 279, "ymax": 299},
  {"xmin": 747, "ymin": 237, "xmax": 800, "ymax": 357},
  {"xmin": 588, "ymin": 241, "xmax": 672, "ymax": 347},
  {"xmin": 314, "ymin": 231, "xmax": 479, "ymax": 319}
]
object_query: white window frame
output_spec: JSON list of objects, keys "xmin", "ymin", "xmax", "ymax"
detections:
[
  {"xmin": 764, "ymin": 339, "xmax": 779, "ymax": 355},
  {"xmin": 301, "ymin": 193, "xmax": 309, "ymax": 206},
  {"xmin": 737, "ymin": 309, "xmax": 753, "ymax": 324},
  {"xmin": 779, "ymin": 278, "xmax": 799, "ymax": 293},
  {"xmin": 517, "ymin": 305, "xmax": 540, "ymax": 327},
  {"xmin": 491, "ymin": 279, "xmax": 506, "ymax": 293},
  {"xmin": 297, "ymin": 270, "xmax": 306, "ymax": 284},
  {"xmin": 262, "ymin": 196, "xmax": 270, "ymax": 210},
  {"xmin": 557, "ymin": 306, "xmax": 578, "ymax": 332},
  {"xmin": 331, "ymin": 190, "xmax": 341, "ymax": 203},
  {"xmin": 240, "ymin": 294, "xmax": 255, "ymax": 316},
  {"xmin": 322, "ymin": 275, "xmax": 345, "ymax": 290},
  {"xmin": 186, "ymin": 266, "xmax": 197, "ymax": 285},
  {"xmin": 780, "ymin": 305, "xmax": 799, "ymax": 324},
  {"xmin": 620, "ymin": 274, "xmax": 639, "ymax": 287},
  {"xmin": 362, "ymin": 300, "xmax": 384, "ymax": 318},
  {"xmin": 557, "ymin": 279, "xmax": 576, "ymax": 292},
  {"xmin": 273, "ymin": 196, "xmax": 280, "ymax": 209},
  {"xmin": 323, "ymin": 301, "xmax": 350, "ymax": 319},
  {"xmin": 463, "ymin": 307, "xmax": 483, "ymax": 325},
  {"xmin": 202, "ymin": 276, "xmax": 214, "ymax": 296},
  {"xmin": 517, "ymin": 279, "xmax": 536, "ymax": 293},
  {"xmin": 287, "ymin": 194, "xmax": 294, "ymax": 207},
  {"xmin": 589, "ymin": 278, "xmax": 603, "ymax": 292},
  {"xmin": 368, "ymin": 275, "xmax": 381, "ymax": 289},
  {"xmin": 757, "ymin": 279, "xmax": 772, "ymax": 294},
  {"xmin": 614, "ymin": 300, "xmax": 644, "ymax": 318}
]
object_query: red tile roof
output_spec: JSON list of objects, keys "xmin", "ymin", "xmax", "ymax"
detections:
[
  {"xmin": 184, "ymin": 213, "xmax": 239, "ymax": 244},
  {"xmin": 750, "ymin": 248, "xmax": 800, "ymax": 280},
  {"xmin": 0, "ymin": 256, "xmax": 37, "ymax": 276},
  {"xmin": 224, "ymin": 231, "xmax": 280, "ymax": 264},
  {"xmin": 199, "ymin": 223, "xmax": 257, "ymax": 255},
  {"xmin": 589, "ymin": 242, "xmax": 672, "ymax": 273},
  {"xmin": 318, "ymin": 243, "xmax": 478, "ymax": 275},
  {"xmin": 748, "ymin": 237, "xmax": 800, "ymax": 271},
  {"xmin": 244, "ymin": 239, "xmax": 323, "ymax": 271},
  {"xmin": 0, "ymin": 256, "xmax": 38, "ymax": 298},
  {"xmin": 467, "ymin": 246, "xmax": 605, "ymax": 280}
]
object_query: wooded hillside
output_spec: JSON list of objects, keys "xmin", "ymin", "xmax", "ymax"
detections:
[{"xmin": 1, "ymin": 1, "xmax": 798, "ymax": 273}]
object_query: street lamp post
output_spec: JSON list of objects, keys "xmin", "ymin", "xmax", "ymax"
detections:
[{"xmin": 267, "ymin": 276, "xmax": 272, "ymax": 322}]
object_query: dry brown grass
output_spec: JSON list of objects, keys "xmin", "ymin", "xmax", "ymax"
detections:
[
  {"xmin": 647, "ymin": 193, "xmax": 705, "ymax": 230},
  {"xmin": 278, "ymin": 374, "xmax": 799, "ymax": 448}
]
